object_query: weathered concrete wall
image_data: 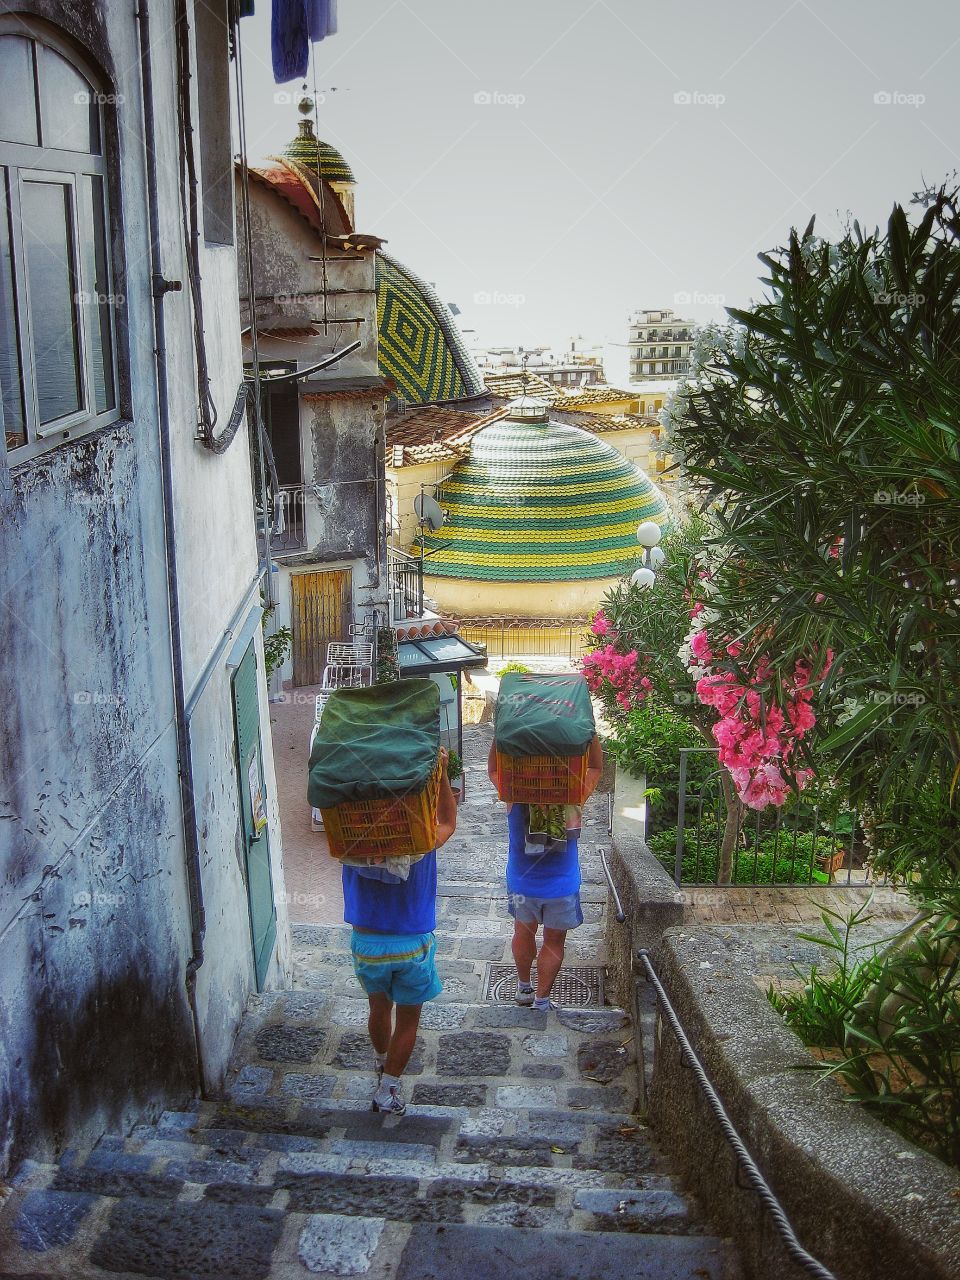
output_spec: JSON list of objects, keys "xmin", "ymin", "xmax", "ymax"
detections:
[
  {"xmin": 0, "ymin": 0, "xmax": 289, "ymax": 1176},
  {"xmin": 0, "ymin": 424, "xmax": 196, "ymax": 1179}
]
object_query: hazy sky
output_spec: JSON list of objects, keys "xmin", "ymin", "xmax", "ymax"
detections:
[{"xmin": 235, "ymin": 0, "xmax": 960, "ymax": 380}]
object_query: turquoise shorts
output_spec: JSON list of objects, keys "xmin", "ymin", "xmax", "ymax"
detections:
[{"xmin": 350, "ymin": 931, "xmax": 443, "ymax": 1005}]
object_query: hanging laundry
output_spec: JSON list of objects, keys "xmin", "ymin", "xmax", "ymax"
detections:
[
  {"xmin": 272, "ymin": 0, "xmax": 338, "ymax": 82},
  {"xmin": 272, "ymin": 0, "xmax": 308, "ymax": 81},
  {"xmin": 308, "ymin": 0, "xmax": 338, "ymax": 41}
]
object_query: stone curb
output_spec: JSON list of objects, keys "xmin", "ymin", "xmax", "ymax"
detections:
[{"xmin": 650, "ymin": 926, "xmax": 960, "ymax": 1280}]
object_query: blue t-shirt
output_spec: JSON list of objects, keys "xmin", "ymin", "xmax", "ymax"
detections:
[
  {"xmin": 506, "ymin": 805, "xmax": 580, "ymax": 898},
  {"xmin": 342, "ymin": 852, "xmax": 437, "ymax": 934}
]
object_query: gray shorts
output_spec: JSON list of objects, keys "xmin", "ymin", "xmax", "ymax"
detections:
[{"xmin": 507, "ymin": 891, "xmax": 583, "ymax": 930}]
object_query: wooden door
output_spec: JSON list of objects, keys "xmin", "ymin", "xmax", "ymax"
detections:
[{"xmin": 290, "ymin": 569, "xmax": 352, "ymax": 686}]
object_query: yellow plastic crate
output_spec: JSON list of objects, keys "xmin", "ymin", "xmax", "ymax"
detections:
[
  {"xmin": 322, "ymin": 755, "xmax": 443, "ymax": 860},
  {"xmin": 493, "ymin": 750, "xmax": 588, "ymax": 805}
]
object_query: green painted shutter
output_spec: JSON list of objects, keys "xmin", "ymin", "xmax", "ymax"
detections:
[{"xmin": 232, "ymin": 642, "xmax": 277, "ymax": 989}]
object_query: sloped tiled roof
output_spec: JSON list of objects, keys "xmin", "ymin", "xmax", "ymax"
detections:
[
  {"xmin": 482, "ymin": 372, "xmax": 560, "ymax": 402},
  {"xmin": 386, "ymin": 406, "xmax": 506, "ymax": 466},
  {"xmin": 556, "ymin": 385, "xmax": 640, "ymax": 407},
  {"xmin": 548, "ymin": 409, "xmax": 658, "ymax": 434},
  {"xmin": 377, "ymin": 254, "xmax": 486, "ymax": 405}
]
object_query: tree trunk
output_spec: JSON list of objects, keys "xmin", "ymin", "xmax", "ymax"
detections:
[{"xmin": 717, "ymin": 767, "xmax": 744, "ymax": 885}]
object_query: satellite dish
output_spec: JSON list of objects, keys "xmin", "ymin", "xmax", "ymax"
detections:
[{"xmin": 414, "ymin": 493, "xmax": 445, "ymax": 532}]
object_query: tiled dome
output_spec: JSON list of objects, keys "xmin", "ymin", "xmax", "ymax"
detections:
[
  {"xmin": 377, "ymin": 253, "xmax": 485, "ymax": 405},
  {"xmin": 280, "ymin": 118, "xmax": 355, "ymax": 185},
  {"xmin": 419, "ymin": 398, "xmax": 671, "ymax": 581}
]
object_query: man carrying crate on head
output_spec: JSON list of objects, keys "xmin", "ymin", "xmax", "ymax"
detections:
[
  {"xmin": 308, "ymin": 682, "xmax": 458, "ymax": 1117},
  {"xmin": 487, "ymin": 674, "xmax": 604, "ymax": 1013}
]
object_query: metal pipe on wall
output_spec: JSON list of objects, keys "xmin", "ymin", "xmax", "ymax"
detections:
[{"xmin": 137, "ymin": 0, "xmax": 208, "ymax": 1095}]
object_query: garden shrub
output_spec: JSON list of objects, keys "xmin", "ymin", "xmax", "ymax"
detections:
[{"xmin": 770, "ymin": 899, "xmax": 960, "ymax": 1170}]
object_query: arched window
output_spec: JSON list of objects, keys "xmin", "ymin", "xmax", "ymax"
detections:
[{"xmin": 0, "ymin": 20, "xmax": 118, "ymax": 459}]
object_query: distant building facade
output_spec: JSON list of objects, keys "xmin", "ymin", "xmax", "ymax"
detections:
[
  {"xmin": 476, "ymin": 346, "xmax": 606, "ymax": 390},
  {"xmin": 629, "ymin": 309, "xmax": 694, "ymax": 380}
]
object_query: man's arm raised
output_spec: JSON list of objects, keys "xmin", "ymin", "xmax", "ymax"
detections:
[{"xmin": 435, "ymin": 748, "xmax": 458, "ymax": 849}]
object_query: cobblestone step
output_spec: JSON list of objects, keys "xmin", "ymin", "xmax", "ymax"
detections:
[
  {"xmin": 0, "ymin": 1191, "xmax": 738, "ymax": 1278},
  {"xmin": 0, "ymin": 728, "xmax": 742, "ymax": 1278}
]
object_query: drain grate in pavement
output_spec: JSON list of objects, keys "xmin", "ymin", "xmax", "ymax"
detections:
[{"xmin": 484, "ymin": 964, "xmax": 604, "ymax": 1007}]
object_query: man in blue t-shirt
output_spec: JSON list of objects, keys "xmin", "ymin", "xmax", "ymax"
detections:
[
  {"xmin": 488, "ymin": 736, "xmax": 603, "ymax": 1012},
  {"xmin": 341, "ymin": 748, "xmax": 458, "ymax": 1116}
]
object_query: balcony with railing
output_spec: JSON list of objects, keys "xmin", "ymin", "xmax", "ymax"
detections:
[
  {"xmin": 388, "ymin": 547, "xmax": 424, "ymax": 620},
  {"xmin": 268, "ymin": 485, "xmax": 307, "ymax": 553}
]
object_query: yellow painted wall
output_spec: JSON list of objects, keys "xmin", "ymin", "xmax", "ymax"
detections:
[
  {"xmin": 423, "ymin": 573, "xmax": 624, "ymax": 619},
  {"xmin": 386, "ymin": 457, "xmax": 452, "ymax": 548}
]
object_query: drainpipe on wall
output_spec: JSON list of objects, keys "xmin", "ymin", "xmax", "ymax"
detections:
[{"xmin": 137, "ymin": 0, "xmax": 208, "ymax": 1096}]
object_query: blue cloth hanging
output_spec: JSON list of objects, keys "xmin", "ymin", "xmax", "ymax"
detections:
[
  {"xmin": 308, "ymin": 0, "xmax": 337, "ymax": 40},
  {"xmin": 272, "ymin": 0, "xmax": 308, "ymax": 82},
  {"xmin": 272, "ymin": 0, "xmax": 337, "ymax": 81}
]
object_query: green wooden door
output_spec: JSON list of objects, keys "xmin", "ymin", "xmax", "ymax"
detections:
[{"xmin": 232, "ymin": 642, "xmax": 276, "ymax": 989}]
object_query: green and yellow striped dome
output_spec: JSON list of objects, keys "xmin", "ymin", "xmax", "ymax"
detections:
[
  {"xmin": 281, "ymin": 119, "xmax": 355, "ymax": 185},
  {"xmin": 419, "ymin": 398, "xmax": 671, "ymax": 581}
]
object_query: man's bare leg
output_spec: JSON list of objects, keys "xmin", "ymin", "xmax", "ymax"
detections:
[
  {"xmin": 384, "ymin": 1003, "xmax": 423, "ymax": 1077},
  {"xmin": 512, "ymin": 917, "xmax": 538, "ymax": 984},
  {"xmin": 367, "ymin": 993, "xmax": 393, "ymax": 1058},
  {"xmin": 536, "ymin": 927, "xmax": 567, "ymax": 1000}
]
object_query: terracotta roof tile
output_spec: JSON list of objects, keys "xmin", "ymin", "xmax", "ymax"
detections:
[
  {"xmin": 482, "ymin": 372, "xmax": 560, "ymax": 401},
  {"xmin": 549, "ymin": 409, "xmax": 658, "ymax": 433},
  {"xmin": 556, "ymin": 385, "xmax": 640, "ymax": 407},
  {"xmin": 386, "ymin": 406, "xmax": 506, "ymax": 466}
]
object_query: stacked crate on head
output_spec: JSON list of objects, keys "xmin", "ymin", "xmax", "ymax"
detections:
[
  {"xmin": 307, "ymin": 680, "xmax": 442, "ymax": 861},
  {"xmin": 492, "ymin": 673, "xmax": 595, "ymax": 805}
]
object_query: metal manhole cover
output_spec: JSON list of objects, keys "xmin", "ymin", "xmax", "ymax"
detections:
[{"xmin": 484, "ymin": 964, "xmax": 604, "ymax": 1007}]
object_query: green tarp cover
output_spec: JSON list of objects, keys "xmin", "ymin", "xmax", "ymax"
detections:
[
  {"xmin": 307, "ymin": 680, "xmax": 440, "ymax": 808},
  {"xmin": 494, "ymin": 673, "xmax": 595, "ymax": 759}
]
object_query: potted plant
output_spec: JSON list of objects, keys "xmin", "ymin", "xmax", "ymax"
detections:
[{"xmin": 446, "ymin": 749, "xmax": 464, "ymax": 804}]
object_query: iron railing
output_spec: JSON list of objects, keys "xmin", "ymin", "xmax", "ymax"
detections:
[
  {"xmin": 269, "ymin": 484, "xmax": 306, "ymax": 552},
  {"xmin": 668, "ymin": 747, "xmax": 884, "ymax": 889},
  {"xmin": 458, "ymin": 619, "xmax": 590, "ymax": 661},
  {"xmin": 388, "ymin": 548, "xmax": 424, "ymax": 619}
]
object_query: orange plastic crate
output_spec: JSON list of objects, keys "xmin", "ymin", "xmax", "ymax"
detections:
[
  {"xmin": 494, "ymin": 750, "xmax": 588, "ymax": 805},
  {"xmin": 322, "ymin": 756, "xmax": 443, "ymax": 860}
]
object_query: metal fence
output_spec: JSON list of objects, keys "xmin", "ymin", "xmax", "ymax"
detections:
[
  {"xmin": 388, "ymin": 548, "xmax": 424, "ymax": 619},
  {"xmin": 669, "ymin": 747, "xmax": 884, "ymax": 888},
  {"xmin": 458, "ymin": 620, "xmax": 590, "ymax": 661}
]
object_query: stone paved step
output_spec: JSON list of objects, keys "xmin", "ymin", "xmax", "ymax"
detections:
[
  {"xmin": 117, "ymin": 1097, "xmax": 676, "ymax": 1187},
  {"xmin": 393, "ymin": 1221, "xmax": 741, "ymax": 1280},
  {"xmin": 0, "ymin": 1191, "xmax": 737, "ymax": 1278}
]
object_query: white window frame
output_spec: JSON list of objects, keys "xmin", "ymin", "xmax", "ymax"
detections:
[{"xmin": 0, "ymin": 18, "xmax": 120, "ymax": 468}]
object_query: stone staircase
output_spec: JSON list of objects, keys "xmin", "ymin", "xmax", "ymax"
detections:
[{"xmin": 0, "ymin": 736, "xmax": 741, "ymax": 1278}]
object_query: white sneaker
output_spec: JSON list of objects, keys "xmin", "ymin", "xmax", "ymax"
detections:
[
  {"xmin": 515, "ymin": 985, "xmax": 535, "ymax": 1007},
  {"xmin": 372, "ymin": 1083, "xmax": 407, "ymax": 1115},
  {"xmin": 533, "ymin": 996, "xmax": 559, "ymax": 1013}
]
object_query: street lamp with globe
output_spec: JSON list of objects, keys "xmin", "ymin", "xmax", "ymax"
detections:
[{"xmin": 631, "ymin": 520, "xmax": 663, "ymax": 589}]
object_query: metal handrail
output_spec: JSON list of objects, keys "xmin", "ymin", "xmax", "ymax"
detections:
[
  {"xmin": 598, "ymin": 846, "xmax": 626, "ymax": 923},
  {"xmin": 636, "ymin": 948, "xmax": 838, "ymax": 1280}
]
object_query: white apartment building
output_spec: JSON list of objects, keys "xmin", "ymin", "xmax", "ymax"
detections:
[{"xmin": 629, "ymin": 309, "xmax": 694, "ymax": 381}]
